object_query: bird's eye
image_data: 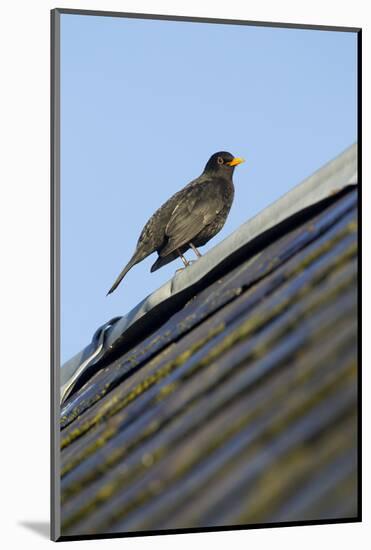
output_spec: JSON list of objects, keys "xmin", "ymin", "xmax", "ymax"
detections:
[{"xmin": 217, "ymin": 156, "xmax": 224, "ymax": 165}]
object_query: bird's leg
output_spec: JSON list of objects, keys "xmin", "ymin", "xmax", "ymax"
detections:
[
  {"xmin": 189, "ymin": 242, "xmax": 202, "ymax": 258},
  {"xmin": 175, "ymin": 249, "xmax": 190, "ymax": 272},
  {"xmin": 178, "ymin": 250, "xmax": 190, "ymax": 267}
]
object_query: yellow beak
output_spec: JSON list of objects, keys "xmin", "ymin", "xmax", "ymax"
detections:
[{"xmin": 227, "ymin": 157, "xmax": 245, "ymax": 167}]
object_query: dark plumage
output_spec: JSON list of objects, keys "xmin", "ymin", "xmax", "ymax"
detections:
[{"xmin": 107, "ymin": 151, "xmax": 244, "ymax": 295}]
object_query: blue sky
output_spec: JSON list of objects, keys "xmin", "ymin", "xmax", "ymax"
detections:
[{"xmin": 60, "ymin": 13, "xmax": 357, "ymax": 364}]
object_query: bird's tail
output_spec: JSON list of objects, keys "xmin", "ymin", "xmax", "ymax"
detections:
[
  {"xmin": 106, "ymin": 256, "xmax": 138, "ymax": 295},
  {"xmin": 150, "ymin": 250, "xmax": 179, "ymax": 272}
]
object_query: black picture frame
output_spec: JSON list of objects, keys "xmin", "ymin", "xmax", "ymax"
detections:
[{"xmin": 51, "ymin": 8, "xmax": 362, "ymax": 542}]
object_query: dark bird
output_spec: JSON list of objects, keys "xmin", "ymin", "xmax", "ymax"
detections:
[{"xmin": 107, "ymin": 151, "xmax": 245, "ymax": 295}]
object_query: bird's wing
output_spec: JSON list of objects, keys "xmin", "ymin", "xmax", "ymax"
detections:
[{"xmin": 160, "ymin": 180, "xmax": 224, "ymax": 257}]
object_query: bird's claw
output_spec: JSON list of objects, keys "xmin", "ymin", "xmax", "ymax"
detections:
[{"xmin": 176, "ymin": 259, "xmax": 198, "ymax": 273}]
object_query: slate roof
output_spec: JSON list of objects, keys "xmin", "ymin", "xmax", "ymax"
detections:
[{"xmin": 59, "ymin": 178, "xmax": 358, "ymax": 537}]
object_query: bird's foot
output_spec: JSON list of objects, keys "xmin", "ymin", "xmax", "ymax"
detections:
[{"xmin": 175, "ymin": 260, "xmax": 198, "ymax": 274}]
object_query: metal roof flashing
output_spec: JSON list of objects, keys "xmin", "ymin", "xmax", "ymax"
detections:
[{"xmin": 60, "ymin": 143, "xmax": 357, "ymax": 404}]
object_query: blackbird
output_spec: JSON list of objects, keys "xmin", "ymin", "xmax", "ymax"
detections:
[{"xmin": 107, "ymin": 151, "xmax": 244, "ymax": 295}]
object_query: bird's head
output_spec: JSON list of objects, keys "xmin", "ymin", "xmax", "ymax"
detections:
[{"xmin": 204, "ymin": 151, "xmax": 245, "ymax": 176}]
